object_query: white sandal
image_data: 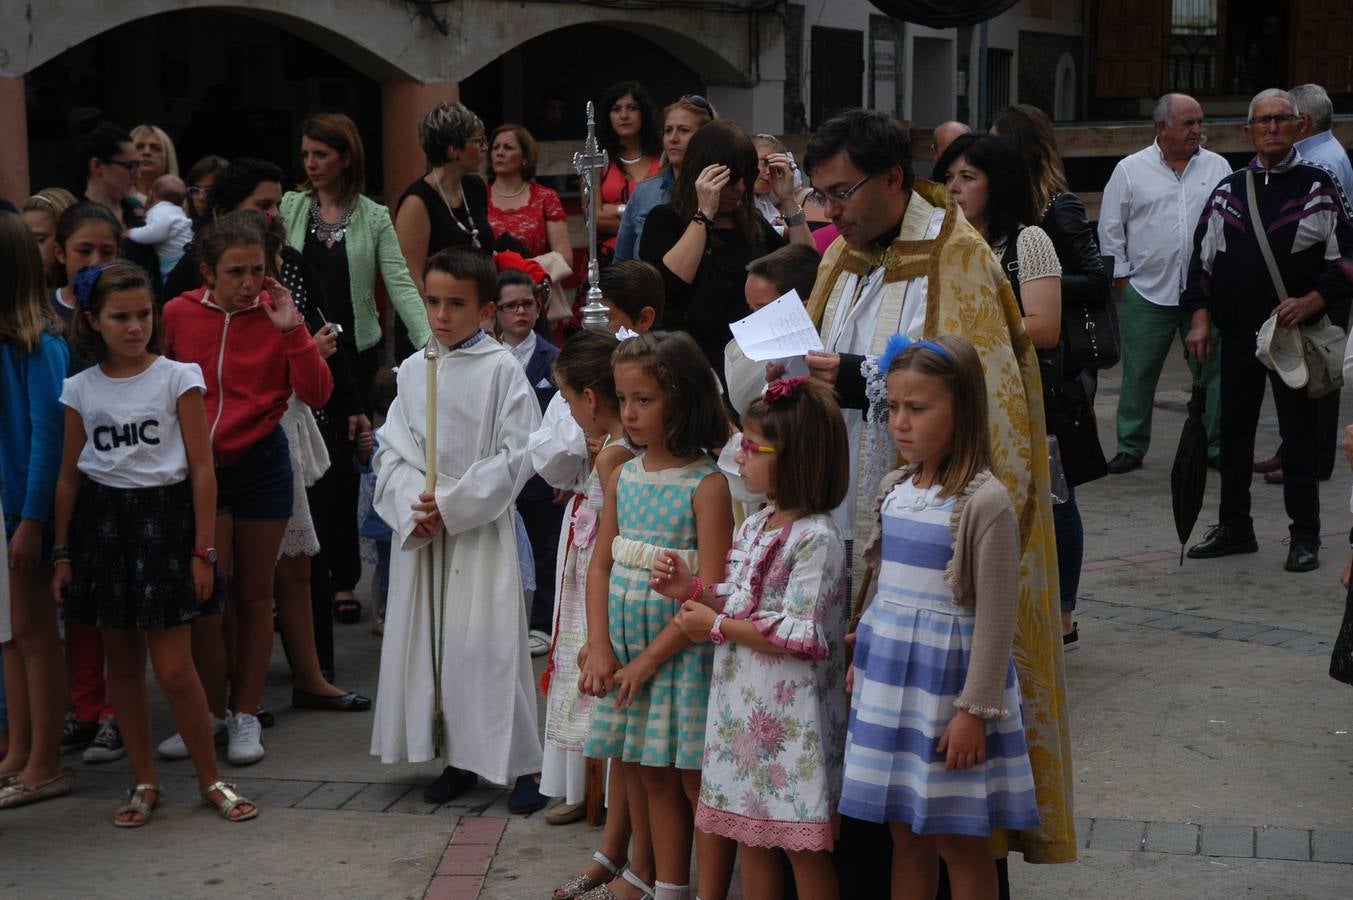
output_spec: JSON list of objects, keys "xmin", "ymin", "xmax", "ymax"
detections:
[
  {"xmin": 112, "ymin": 783, "xmax": 160, "ymax": 828},
  {"xmin": 553, "ymin": 850, "xmax": 624, "ymax": 899},
  {"xmin": 202, "ymin": 780, "xmax": 258, "ymax": 822}
]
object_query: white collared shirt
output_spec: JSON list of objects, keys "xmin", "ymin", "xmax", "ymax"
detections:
[
  {"xmin": 1097, "ymin": 140, "xmax": 1233, "ymax": 306},
  {"xmin": 505, "ymin": 330, "xmax": 537, "ymax": 371}
]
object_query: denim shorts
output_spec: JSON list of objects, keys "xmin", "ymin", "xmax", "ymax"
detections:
[{"xmin": 216, "ymin": 424, "xmax": 294, "ymax": 521}]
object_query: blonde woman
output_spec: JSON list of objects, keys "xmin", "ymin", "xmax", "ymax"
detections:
[{"xmin": 130, "ymin": 125, "xmax": 179, "ymax": 206}]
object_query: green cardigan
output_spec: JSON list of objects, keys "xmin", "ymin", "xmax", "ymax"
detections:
[{"xmin": 280, "ymin": 191, "xmax": 430, "ymax": 353}]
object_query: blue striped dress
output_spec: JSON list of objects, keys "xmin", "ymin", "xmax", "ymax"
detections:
[{"xmin": 838, "ymin": 477, "xmax": 1040, "ymax": 836}]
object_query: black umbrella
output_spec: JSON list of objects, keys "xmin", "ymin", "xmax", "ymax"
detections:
[{"xmin": 1171, "ymin": 380, "xmax": 1209, "ymax": 564}]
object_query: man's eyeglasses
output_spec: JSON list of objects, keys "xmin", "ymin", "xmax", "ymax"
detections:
[
  {"xmin": 739, "ymin": 435, "xmax": 776, "ymax": 456},
  {"xmin": 806, "ymin": 171, "xmax": 879, "ymax": 208},
  {"xmin": 497, "ymin": 300, "xmax": 536, "ymax": 314},
  {"xmin": 100, "ymin": 158, "xmax": 140, "ymax": 174},
  {"xmin": 1248, "ymin": 114, "xmax": 1298, "ymax": 128}
]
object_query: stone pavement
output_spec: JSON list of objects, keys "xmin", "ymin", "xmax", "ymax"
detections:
[{"xmin": 5, "ymin": 350, "xmax": 1353, "ymax": 899}]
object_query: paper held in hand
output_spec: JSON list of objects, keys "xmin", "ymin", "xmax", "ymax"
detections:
[{"xmin": 729, "ymin": 291, "xmax": 823, "ymax": 371}]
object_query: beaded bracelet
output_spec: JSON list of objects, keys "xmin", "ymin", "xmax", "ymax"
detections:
[{"xmin": 691, "ymin": 211, "xmax": 714, "ymax": 229}]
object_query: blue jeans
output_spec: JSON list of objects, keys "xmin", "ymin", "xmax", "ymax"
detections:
[{"xmin": 1053, "ymin": 485, "xmax": 1083, "ymax": 614}]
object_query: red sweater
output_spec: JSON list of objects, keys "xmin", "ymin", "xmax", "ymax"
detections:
[{"xmin": 163, "ymin": 288, "xmax": 333, "ymax": 465}]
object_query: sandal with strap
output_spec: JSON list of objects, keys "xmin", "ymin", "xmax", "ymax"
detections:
[
  {"xmin": 113, "ymin": 783, "xmax": 161, "ymax": 828},
  {"xmin": 202, "ymin": 780, "xmax": 259, "ymax": 822},
  {"xmin": 579, "ymin": 869, "xmax": 655, "ymax": 900},
  {"xmin": 552, "ymin": 850, "xmax": 625, "ymax": 899}
]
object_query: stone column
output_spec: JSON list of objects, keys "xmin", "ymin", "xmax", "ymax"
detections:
[
  {"xmin": 0, "ymin": 75, "xmax": 30, "ymax": 206},
  {"xmin": 381, "ymin": 80, "xmax": 459, "ymax": 205}
]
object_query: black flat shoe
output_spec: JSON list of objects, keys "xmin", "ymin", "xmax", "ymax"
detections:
[
  {"xmin": 1284, "ymin": 541, "xmax": 1320, "ymax": 572},
  {"xmin": 423, "ymin": 766, "xmax": 478, "ymax": 804},
  {"xmin": 291, "ymin": 688, "xmax": 372, "ymax": 712},
  {"xmin": 1187, "ymin": 525, "xmax": 1259, "ymax": 559},
  {"xmin": 1106, "ymin": 452, "xmax": 1142, "ymax": 474},
  {"xmin": 508, "ymin": 774, "xmax": 548, "ymax": 815}
]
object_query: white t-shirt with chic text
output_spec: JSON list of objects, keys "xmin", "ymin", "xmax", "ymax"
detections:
[{"xmin": 60, "ymin": 356, "xmax": 206, "ymax": 489}]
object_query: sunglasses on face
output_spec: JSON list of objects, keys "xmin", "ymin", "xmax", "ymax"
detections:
[
  {"xmin": 739, "ymin": 435, "xmax": 776, "ymax": 455},
  {"xmin": 100, "ymin": 158, "xmax": 140, "ymax": 174}
]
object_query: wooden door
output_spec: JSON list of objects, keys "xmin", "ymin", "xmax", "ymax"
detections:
[
  {"xmin": 811, "ymin": 26, "xmax": 864, "ymax": 128},
  {"xmin": 1291, "ymin": 0, "xmax": 1353, "ymax": 92},
  {"xmin": 1096, "ymin": 0, "xmax": 1169, "ymax": 97}
]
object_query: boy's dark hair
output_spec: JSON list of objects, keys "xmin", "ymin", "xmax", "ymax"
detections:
[
  {"xmin": 70, "ymin": 260, "xmax": 161, "ymax": 362},
  {"xmin": 208, "ymin": 158, "xmax": 285, "ymax": 218},
  {"xmin": 746, "ymin": 244, "xmax": 820, "ymax": 303},
  {"xmin": 743, "ymin": 378, "xmax": 849, "ymax": 513},
  {"xmin": 611, "ymin": 331, "xmax": 730, "ymax": 457},
  {"xmin": 553, "ymin": 329, "xmax": 620, "ymax": 407},
  {"xmin": 933, "ymin": 134, "xmax": 1033, "ymax": 247},
  {"xmin": 802, "ymin": 109, "xmax": 914, "ymax": 194},
  {"xmin": 496, "ymin": 268, "xmax": 536, "ymax": 297},
  {"xmin": 598, "ymin": 260, "xmax": 664, "ymax": 324},
  {"xmin": 367, "ymin": 366, "xmax": 398, "ymax": 421},
  {"xmin": 198, "ymin": 210, "xmax": 265, "ymax": 270},
  {"xmin": 425, "ymin": 247, "xmax": 498, "ymax": 306}
]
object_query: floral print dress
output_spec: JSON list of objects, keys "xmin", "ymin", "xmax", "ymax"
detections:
[{"xmin": 694, "ymin": 508, "xmax": 849, "ymax": 851}]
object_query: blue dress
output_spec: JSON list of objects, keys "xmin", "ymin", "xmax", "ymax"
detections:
[{"xmin": 839, "ymin": 477, "xmax": 1040, "ymax": 836}]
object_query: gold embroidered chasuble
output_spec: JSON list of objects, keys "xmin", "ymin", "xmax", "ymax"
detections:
[{"xmin": 809, "ymin": 179, "xmax": 1077, "ymax": 863}]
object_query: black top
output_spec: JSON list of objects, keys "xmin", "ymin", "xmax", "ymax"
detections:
[
  {"xmin": 639, "ymin": 204, "xmax": 787, "ymax": 376},
  {"xmin": 397, "ymin": 175, "xmax": 495, "ymax": 257},
  {"xmin": 278, "ymin": 245, "xmax": 362, "ymax": 427},
  {"xmin": 303, "ymin": 232, "xmax": 356, "ymax": 339}
]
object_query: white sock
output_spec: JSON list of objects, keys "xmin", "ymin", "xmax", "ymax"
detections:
[{"xmin": 653, "ymin": 881, "xmax": 689, "ymax": 900}]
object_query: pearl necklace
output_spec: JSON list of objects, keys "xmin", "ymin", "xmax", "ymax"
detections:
[
  {"xmin": 493, "ymin": 180, "xmax": 528, "ymax": 199},
  {"xmin": 619, "ymin": 152, "xmax": 644, "ymax": 165}
]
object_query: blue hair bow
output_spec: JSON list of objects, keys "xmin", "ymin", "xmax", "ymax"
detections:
[
  {"xmin": 877, "ymin": 333, "xmax": 950, "ymax": 373},
  {"xmin": 72, "ymin": 265, "xmax": 104, "ymax": 311}
]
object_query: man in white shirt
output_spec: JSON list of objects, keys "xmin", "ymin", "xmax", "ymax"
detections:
[{"xmin": 1098, "ymin": 93, "xmax": 1233, "ymax": 473}]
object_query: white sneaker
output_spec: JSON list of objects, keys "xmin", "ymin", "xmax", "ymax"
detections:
[
  {"xmin": 227, "ymin": 712, "xmax": 265, "ymax": 765},
  {"xmin": 157, "ymin": 715, "xmax": 228, "ymax": 760},
  {"xmin": 528, "ymin": 629, "xmax": 552, "ymax": 657}
]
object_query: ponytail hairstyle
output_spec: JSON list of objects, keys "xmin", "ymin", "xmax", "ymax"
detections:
[
  {"xmin": 554, "ymin": 329, "xmax": 621, "ymax": 409},
  {"xmin": 610, "ymin": 331, "xmax": 730, "ymax": 457},
  {"xmin": 69, "ymin": 260, "xmax": 160, "ymax": 362},
  {"xmin": 883, "ymin": 333, "xmax": 992, "ymax": 498},
  {"xmin": 0, "ymin": 211, "xmax": 60, "ymax": 352},
  {"xmin": 742, "ymin": 377, "xmax": 849, "ymax": 513}
]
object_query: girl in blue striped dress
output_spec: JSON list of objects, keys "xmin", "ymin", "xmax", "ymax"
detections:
[{"xmin": 840, "ymin": 334, "xmax": 1039, "ymax": 900}]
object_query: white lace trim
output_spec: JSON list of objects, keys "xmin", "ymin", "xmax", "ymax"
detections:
[
  {"xmin": 611, "ymin": 536, "xmax": 698, "ymax": 572},
  {"xmin": 1014, "ymin": 226, "xmax": 1062, "ymax": 283},
  {"xmin": 862, "ymin": 354, "xmax": 888, "ymax": 425}
]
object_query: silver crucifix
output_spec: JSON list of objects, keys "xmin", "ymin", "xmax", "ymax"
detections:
[{"xmin": 573, "ymin": 101, "xmax": 611, "ymax": 331}]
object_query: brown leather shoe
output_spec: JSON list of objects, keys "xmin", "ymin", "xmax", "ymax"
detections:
[{"xmin": 1254, "ymin": 454, "xmax": 1282, "ymax": 473}]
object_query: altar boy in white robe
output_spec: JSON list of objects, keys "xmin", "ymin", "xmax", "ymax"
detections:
[{"xmin": 371, "ymin": 246, "xmax": 544, "ymax": 807}]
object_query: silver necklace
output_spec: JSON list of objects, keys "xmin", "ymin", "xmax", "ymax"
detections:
[
  {"xmin": 433, "ymin": 177, "xmax": 481, "ymax": 250},
  {"xmin": 308, "ymin": 198, "xmax": 352, "ymax": 245},
  {"xmin": 619, "ymin": 152, "xmax": 644, "ymax": 165}
]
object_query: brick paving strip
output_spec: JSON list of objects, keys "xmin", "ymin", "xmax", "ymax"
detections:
[
  {"xmin": 1072, "ymin": 597, "xmax": 1335, "ymax": 654},
  {"xmin": 1076, "ymin": 817, "xmax": 1353, "ymax": 864}
]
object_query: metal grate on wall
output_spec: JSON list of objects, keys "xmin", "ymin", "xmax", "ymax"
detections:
[{"xmin": 985, "ymin": 47, "xmax": 1012, "ymax": 126}]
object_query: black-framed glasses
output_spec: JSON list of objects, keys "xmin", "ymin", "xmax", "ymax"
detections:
[
  {"xmin": 681, "ymin": 94, "xmax": 712, "ymax": 112},
  {"xmin": 1248, "ymin": 114, "xmax": 1298, "ymax": 128},
  {"xmin": 806, "ymin": 171, "xmax": 879, "ymax": 208},
  {"xmin": 100, "ymin": 158, "xmax": 140, "ymax": 174}
]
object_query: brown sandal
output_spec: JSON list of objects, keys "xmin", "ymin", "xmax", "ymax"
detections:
[{"xmin": 202, "ymin": 780, "xmax": 258, "ymax": 822}]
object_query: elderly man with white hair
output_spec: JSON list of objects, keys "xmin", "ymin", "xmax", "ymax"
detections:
[
  {"xmin": 1098, "ymin": 93, "xmax": 1233, "ymax": 474},
  {"xmin": 1182, "ymin": 88, "xmax": 1353, "ymax": 572}
]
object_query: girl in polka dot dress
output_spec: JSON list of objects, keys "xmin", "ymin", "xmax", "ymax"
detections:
[{"xmin": 580, "ymin": 332, "xmax": 734, "ymax": 900}]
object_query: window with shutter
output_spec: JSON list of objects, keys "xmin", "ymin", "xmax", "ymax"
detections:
[
  {"xmin": 1291, "ymin": 0, "xmax": 1353, "ymax": 92},
  {"xmin": 1095, "ymin": 0, "xmax": 1168, "ymax": 98}
]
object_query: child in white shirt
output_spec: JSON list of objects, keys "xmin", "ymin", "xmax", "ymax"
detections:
[{"xmin": 127, "ymin": 174, "xmax": 193, "ymax": 280}]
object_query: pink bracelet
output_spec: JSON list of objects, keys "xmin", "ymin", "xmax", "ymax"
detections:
[{"xmin": 684, "ymin": 577, "xmax": 703, "ymax": 604}]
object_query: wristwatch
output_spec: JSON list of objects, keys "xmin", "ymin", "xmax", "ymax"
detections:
[
  {"xmin": 709, "ymin": 613, "xmax": 728, "ymax": 646},
  {"xmin": 191, "ymin": 547, "xmax": 218, "ymax": 564},
  {"xmin": 782, "ymin": 206, "xmax": 807, "ymax": 228}
]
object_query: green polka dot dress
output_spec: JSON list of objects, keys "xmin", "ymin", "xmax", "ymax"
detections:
[{"xmin": 585, "ymin": 455, "xmax": 720, "ymax": 769}]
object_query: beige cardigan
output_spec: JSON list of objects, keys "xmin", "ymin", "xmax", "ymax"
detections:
[{"xmin": 859, "ymin": 466, "xmax": 1021, "ymax": 719}]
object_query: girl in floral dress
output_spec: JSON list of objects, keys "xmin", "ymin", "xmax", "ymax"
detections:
[
  {"xmin": 580, "ymin": 331, "xmax": 734, "ymax": 900},
  {"xmin": 654, "ymin": 377, "xmax": 850, "ymax": 900},
  {"xmin": 543, "ymin": 331, "xmax": 652, "ymax": 900}
]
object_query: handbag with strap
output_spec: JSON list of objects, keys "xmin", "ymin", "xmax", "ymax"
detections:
[{"xmin": 1246, "ymin": 168, "xmax": 1346, "ymax": 398}]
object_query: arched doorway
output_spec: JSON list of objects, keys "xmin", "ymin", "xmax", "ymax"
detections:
[
  {"xmin": 23, "ymin": 8, "xmax": 383, "ymax": 196},
  {"xmin": 1054, "ymin": 52, "xmax": 1077, "ymax": 122}
]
